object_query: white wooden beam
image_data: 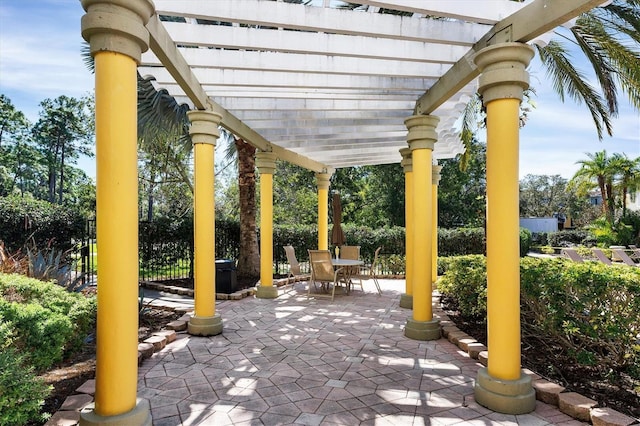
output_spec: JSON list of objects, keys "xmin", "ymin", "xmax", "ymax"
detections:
[{"xmin": 153, "ymin": 0, "xmax": 489, "ymax": 44}]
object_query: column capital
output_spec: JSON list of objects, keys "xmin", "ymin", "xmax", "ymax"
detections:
[
  {"xmin": 315, "ymin": 172, "xmax": 331, "ymax": 190},
  {"xmin": 405, "ymin": 115, "xmax": 439, "ymax": 151},
  {"xmin": 256, "ymin": 151, "xmax": 277, "ymax": 174},
  {"xmin": 187, "ymin": 110, "xmax": 222, "ymax": 145},
  {"xmin": 400, "ymin": 147, "xmax": 412, "ymax": 173},
  {"xmin": 81, "ymin": 0, "xmax": 154, "ymax": 63},
  {"xmin": 432, "ymin": 164, "xmax": 442, "ymax": 184},
  {"xmin": 473, "ymin": 42, "xmax": 535, "ymax": 104}
]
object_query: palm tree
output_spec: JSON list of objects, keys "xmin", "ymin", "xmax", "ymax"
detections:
[
  {"xmin": 534, "ymin": 0, "xmax": 640, "ymax": 140},
  {"xmin": 458, "ymin": 1, "xmax": 639, "ymax": 167},
  {"xmin": 610, "ymin": 153, "xmax": 640, "ymax": 216},
  {"xmin": 219, "ymin": 130, "xmax": 261, "ymax": 280},
  {"xmin": 571, "ymin": 150, "xmax": 615, "ymax": 222}
]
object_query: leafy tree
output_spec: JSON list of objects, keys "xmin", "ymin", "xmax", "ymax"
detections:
[
  {"xmin": 273, "ymin": 161, "xmax": 317, "ymax": 225},
  {"xmin": 353, "ymin": 164, "xmax": 404, "ymax": 227},
  {"xmin": 519, "ymin": 174, "xmax": 587, "ymax": 219},
  {"xmin": 32, "ymin": 95, "xmax": 94, "ymax": 204},
  {"xmin": 438, "ymin": 138, "xmax": 487, "ymax": 228},
  {"xmin": 0, "ymin": 95, "xmax": 38, "ymax": 196}
]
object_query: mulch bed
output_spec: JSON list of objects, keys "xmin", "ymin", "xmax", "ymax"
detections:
[{"xmin": 440, "ymin": 295, "xmax": 640, "ymax": 420}]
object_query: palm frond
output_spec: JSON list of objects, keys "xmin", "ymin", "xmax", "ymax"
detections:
[
  {"xmin": 535, "ymin": 42, "xmax": 613, "ymax": 139},
  {"xmin": 137, "ymin": 75, "xmax": 191, "ymax": 152},
  {"xmin": 81, "ymin": 42, "xmax": 94, "ymax": 74}
]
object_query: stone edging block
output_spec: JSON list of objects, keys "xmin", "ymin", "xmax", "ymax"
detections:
[{"xmin": 436, "ymin": 301, "xmax": 639, "ymax": 425}]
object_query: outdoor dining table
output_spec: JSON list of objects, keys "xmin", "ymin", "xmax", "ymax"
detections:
[{"xmin": 331, "ymin": 258, "xmax": 364, "ymax": 294}]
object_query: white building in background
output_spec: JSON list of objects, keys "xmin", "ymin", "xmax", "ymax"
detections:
[{"xmin": 627, "ymin": 189, "xmax": 640, "ymax": 212}]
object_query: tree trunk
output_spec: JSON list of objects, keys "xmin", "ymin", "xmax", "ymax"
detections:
[
  {"xmin": 235, "ymin": 138, "xmax": 260, "ymax": 280},
  {"xmin": 58, "ymin": 146, "xmax": 65, "ymax": 204}
]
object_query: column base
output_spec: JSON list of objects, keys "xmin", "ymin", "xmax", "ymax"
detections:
[
  {"xmin": 404, "ymin": 317, "xmax": 440, "ymax": 341},
  {"xmin": 474, "ymin": 367, "xmax": 536, "ymax": 414},
  {"xmin": 399, "ymin": 293, "xmax": 413, "ymax": 309},
  {"xmin": 256, "ymin": 284, "xmax": 278, "ymax": 299},
  {"xmin": 188, "ymin": 314, "xmax": 223, "ymax": 336},
  {"xmin": 80, "ymin": 398, "xmax": 151, "ymax": 426}
]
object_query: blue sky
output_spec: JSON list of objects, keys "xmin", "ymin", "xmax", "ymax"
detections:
[{"xmin": 1, "ymin": 0, "xmax": 638, "ymax": 180}]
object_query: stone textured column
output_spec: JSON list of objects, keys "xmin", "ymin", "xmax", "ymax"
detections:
[
  {"xmin": 473, "ymin": 42, "xmax": 536, "ymax": 414},
  {"xmin": 431, "ymin": 164, "xmax": 442, "ymax": 285},
  {"xmin": 187, "ymin": 110, "xmax": 223, "ymax": 337},
  {"xmin": 316, "ymin": 173, "xmax": 331, "ymax": 250},
  {"xmin": 80, "ymin": 1, "xmax": 153, "ymax": 424},
  {"xmin": 403, "ymin": 115, "xmax": 441, "ymax": 341},
  {"xmin": 256, "ymin": 151, "xmax": 278, "ymax": 299},
  {"xmin": 399, "ymin": 148, "xmax": 413, "ymax": 309}
]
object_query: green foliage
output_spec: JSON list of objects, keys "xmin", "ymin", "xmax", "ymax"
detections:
[
  {"xmin": 0, "ymin": 273, "xmax": 96, "ymax": 371},
  {"xmin": 438, "ymin": 138, "xmax": 486, "ymax": 228},
  {"xmin": 438, "ymin": 255, "xmax": 640, "ymax": 375},
  {"xmin": 521, "ymin": 257, "xmax": 640, "ymax": 373},
  {"xmin": 379, "ymin": 254, "xmax": 405, "ymax": 275},
  {"xmin": 547, "ymin": 230, "xmax": 592, "ymax": 247},
  {"xmin": 438, "ymin": 228, "xmax": 485, "ymax": 256},
  {"xmin": 0, "ymin": 195, "xmax": 85, "ymax": 252},
  {"xmin": 437, "ymin": 256, "xmax": 457, "ymax": 276},
  {"xmin": 0, "ymin": 348, "xmax": 51, "ymax": 426},
  {"xmin": 437, "ymin": 255, "xmax": 487, "ymax": 319},
  {"xmin": 587, "ymin": 215, "xmax": 636, "ymax": 247},
  {"xmin": 26, "ymin": 247, "xmax": 88, "ymax": 292},
  {"xmin": 519, "ymin": 174, "xmax": 585, "ymax": 219},
  {"xmin": 520, "ymin": 227, "xmax": 532, "ymax": 256}
]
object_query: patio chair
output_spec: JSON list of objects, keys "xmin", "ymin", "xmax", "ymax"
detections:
[
  {"xmin": 353, "ymin": 246, "xmax": 382, "ymax": 295},
  {"xmin": 611, "ymin": 249, "xmax": 638, "ymax": 267},
  {"xmin": 561, "ymin": 248, "xmax": 585, "ymax": 263},
  {"xmin": 339, "ymin": 245, "xmax": 364, "ymax": 293},
  {"xmin": 283, "ymin": 245, "xmax": 309, "ymax": 291},
  {"xmin": 629, "ymin": 245, "xmax": 640, "ymax": 260},
  {"xmin": 308, "ymin": 250, "xmax": 346, "ymax": 301},
  {"xmin": 592, "ymin": 248, "xmax": 612, "ymax": 265}
]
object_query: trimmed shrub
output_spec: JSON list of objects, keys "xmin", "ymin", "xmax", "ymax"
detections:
[
  {"xmin": 519, "ymin": 227, "xmax": 532, "ymax": 256},
  {"xmin": 438, "ymin": 255, "xmax": 640, "ymax": 375},
  {"xmin": 438, "ymin": 228, "xmax": 485, "ymax": 256},
  {"xmin": 437, "ymin": 255, "xmax": 487, "ymax": 319},
  {"xmin": 547, "ymin": 230, "xmax": 591, "ymax": 247},
  {"xmin": 0, "ymin": 273, "xmax": 96, "ymax": 371},
  {"xmin": 0, "ymin": 348, "xmax": 51, "ymax": 426}
]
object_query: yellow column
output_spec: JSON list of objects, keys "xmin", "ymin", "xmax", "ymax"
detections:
[
  {"xmin": 432, "ymin": 164, "xmax": 442, "ymax": 285},
  {"xmin": 80, "ymin": 1, "xmax": 153, "ymax": 424},
  {"xmin": 316, "ymin": 172, "xmax": 331, "ymax": 250},
  {"xmin": 399, "ymin": 148, "xmax": 413, "ymax": 309},
  {"xmin": 473, "ymin": 42, "xmax": 536, "ymax": 414},
  {"xmin": 403, "ymin": 115, "xmax": 441, "ymax": 341},
  {"xmin": 187, "ymin": 110, "xmax": 223, "ymax": 336},
  {"xmin": 256, "ymin": 151, "xmax": 278, "ymax": 299}
]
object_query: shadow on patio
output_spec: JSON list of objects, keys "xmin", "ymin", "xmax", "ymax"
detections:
[{"xmin": 134, "ymin": 279, "xmax": 583, "ymax": 425}]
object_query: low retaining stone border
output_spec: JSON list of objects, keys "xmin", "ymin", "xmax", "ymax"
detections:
[{"xmin": 433, "ymin": 293, "xmax": 639, "ymax": 426}]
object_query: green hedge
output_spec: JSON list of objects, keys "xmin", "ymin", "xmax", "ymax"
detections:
[
  {"xmin": 0, "ymin": 196, "xmax": 85, "ymax": 252},
  {"xmin": 0, "ymin": 273, "xmax": 96, "ymax": 371},
  {"xmin": 437, "ymin": 256, "xmax": 640, "ymax": 376},
  {"xmin": 0, "ymin": 348, "xmax": 51, "ymax": 426}
]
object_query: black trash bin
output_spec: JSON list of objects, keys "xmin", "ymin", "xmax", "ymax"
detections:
[{"xmin": 216, "ymin": 259, "xmax": 237, "ymax": 294}]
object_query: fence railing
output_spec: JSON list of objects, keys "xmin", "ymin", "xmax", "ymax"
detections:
[{"xmin": 78, "ymin": 219, "xmax": 407, "ymax": 283}]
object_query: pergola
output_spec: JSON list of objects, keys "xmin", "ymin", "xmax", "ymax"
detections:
[{"xmin": 78, "ymin": 1, "xmax": 607, "ymax": 424}]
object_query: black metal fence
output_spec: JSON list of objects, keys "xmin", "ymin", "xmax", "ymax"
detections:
[{"xmin": 79, "ymin": 219, "xmax": 407, "ymax": 283}]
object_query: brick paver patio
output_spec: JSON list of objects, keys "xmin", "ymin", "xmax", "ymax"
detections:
[{"xmin": 133, "ymin": 279, "xmax": 587, "ymax": 425}]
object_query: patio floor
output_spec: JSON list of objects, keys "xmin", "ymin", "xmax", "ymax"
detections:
[{"xmin": 135, "ymin": 279, "xmax": 586, "ymax": 425}]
